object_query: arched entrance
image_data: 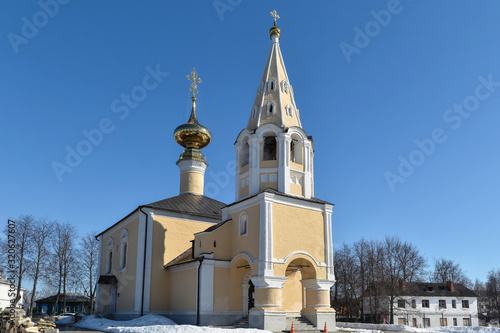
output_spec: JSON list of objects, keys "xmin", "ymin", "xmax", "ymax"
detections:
[
  {"xmin": 282, "ymin": 257, "xmax": 317, "ymax": 314},
  {"xmin": 229, "ymin": 255, "xmax": 256, "ymax": 315},
  {"xmin": 242, "ymin": 270, "xmax": 255, "ymax": 314}
]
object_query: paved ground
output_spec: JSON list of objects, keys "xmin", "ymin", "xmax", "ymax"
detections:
[{"xmin": 56, "ymin": 324, "xmax": 104, "ymax": 332}]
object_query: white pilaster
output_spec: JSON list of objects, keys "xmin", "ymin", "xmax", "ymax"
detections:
[
  {"xmin": 277, "ymin": 133, "xmax": 291, "ymax": 194},
  {"xmin": 258, "ymin": 192, "xmax": 274, "ymax": 276},
  {"xmin": 199, "ymin": 259, "xmax": 215, "ymax": 312},
  {"xmin": 95, "ymin": 235, "xmax": 102, "ymax": 311},
  {"xmin": 249, "ymin": 136, "xmax": 261, "ymax": 197},
  {"xmin": 234, "ymin": 144, "xmax": 241, "ymax": 201},
  {"xmin": 323, "ymin": 205, "xmax": 334, "ymax": 281},
  {"xmin": 303, "ymin": 141, "xmax": 313, "ymax": 199}
]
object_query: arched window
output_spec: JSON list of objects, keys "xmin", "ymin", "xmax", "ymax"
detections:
[
  {"xmin": 252, "ymin": 105, "xmax": 258, "ymax": 118},
  {"xmin": 263, "ymin": 135, "xmax": 277, "ymax": 161},
  {"xmin": 106, "ymin": 238, "xmax": 114, "ymax": 274},
  {"xmin": 290, "ymin": 134, "xmax": 303, "ymax": 164},
  {"xmin": 268, "ymin": 78, "xmax": 276, "ymax": 91},
  {"xmin": 266, "ymin": 101, "xmax": 276, "ymax": 115},
  {"xmin": 239, "ymin": 212, "xmax": 248, "ymax": 235},
  {"xmin": 120, "ymin": 229, "xmax": 128, "ymax": 270},
  {"xmin": 241, "ymin": 138, "xmax": 249, "ymax": 167}
]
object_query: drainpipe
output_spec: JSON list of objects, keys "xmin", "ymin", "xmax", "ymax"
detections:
[
  {"xmin": 196, "ymin": 256, "xmax": 204, "ymax": 325},
  {"xmin": 139, "ymin": 207, "xmax": 149, "ymax": 316}
]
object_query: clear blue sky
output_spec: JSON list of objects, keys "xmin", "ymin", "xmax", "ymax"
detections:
[{"xmin": 1, "ymin": 1, "xmax": 499, "ymax": 284}]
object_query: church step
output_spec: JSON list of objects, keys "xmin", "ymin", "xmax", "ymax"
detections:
[
  {"xmin": 285, "ymin": 316, "xmax": 317, "ymax": 331},
  {"xmin": 230, "ymin": 316, "xmax": 249, "ymax": 328}
]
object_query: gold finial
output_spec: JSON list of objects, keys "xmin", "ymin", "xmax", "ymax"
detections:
[
  {"xmin": 270, "ymin": 10, "xmax": 280, "ymax": 25},
  {"xmin": 186, "ymin": 67, "xmax": 202, "ymax": 97},
  {"xmin": 269, "ymin": 10, "xmax": 281, "ymax": 39}
]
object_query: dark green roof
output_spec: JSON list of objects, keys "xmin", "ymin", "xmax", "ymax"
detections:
[
  {"xmin": 143, "ymin": 193, "xmax": 225, "ymax": 219},
  {"xmin": 400, "ymin": 282, "xmax": 478, "ymax": 297}
]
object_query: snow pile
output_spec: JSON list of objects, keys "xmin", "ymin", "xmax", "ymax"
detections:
[
  {"xmin": 338, "ymin": 322, "xmax": 500, "ymax": 333},
  {"xmin": 75, "ymin": 314, "xmax": 272, "ymax": 333}
]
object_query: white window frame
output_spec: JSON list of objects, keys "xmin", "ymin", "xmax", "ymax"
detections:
[
  {"xmin": 266, "ymin": 100, "xmax": 276, "ymax": 115},
  {"xmin": 106, "ymin": 237, "xmax": 114, "ymax": 274},
  {"xmin": 239, "ymin": 212, "xmax": 248, "ymax": 236},
  {"xmin": 119, "ymin": 229, "xmax": 128, "ymax": 271},
  {"xmin": 267, "ymin": 77, "xmax": 276, "ymax": 91}
]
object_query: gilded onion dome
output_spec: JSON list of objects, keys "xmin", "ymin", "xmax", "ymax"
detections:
[
  {"xmin": 269, "ymin": 9, "xmax": 280, "ymax": 38},
  {"xmin": 174, "ymin": 68, "xmax": 212, "ymax": 162}
]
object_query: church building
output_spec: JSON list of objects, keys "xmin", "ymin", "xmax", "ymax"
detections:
[{"xmin": 95, "ymin": 12, "xmax": 336, "ymax": 331}]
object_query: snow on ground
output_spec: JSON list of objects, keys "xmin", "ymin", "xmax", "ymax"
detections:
[
  {"xmin": 338, "ymin": 322, "xmax": 500, "ymax": 333},
  {"xmin": 75, "ymin": 314, "xmax": 272, "ymax": 333}
]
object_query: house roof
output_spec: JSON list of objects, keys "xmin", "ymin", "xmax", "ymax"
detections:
[
  {"xmin": 97, "ymin": 275, "xmax": 118, "ymax": 284},
  {"xmin": 97, "ymin": 193, "xmax": 226, "ymax": 237},
  {"xmin": 163, "ymin": 247, "xmax": 196, "ymax": 268},
  {"xmin": 143, "ymin": 193, "xmax": 225, "ymax": 219},
  {"xmin": 224, "ymin": 187, "xmax": 334, "ymax": 208},
  {"xmin": 35, "ymin": 293, "xmax": 90, "ymax": 304},
  {"xmin": 400, "ymin": 282, "xmax": 478, "ymax": 298}
]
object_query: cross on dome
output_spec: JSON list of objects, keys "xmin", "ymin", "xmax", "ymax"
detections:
[
  {"xmin": 186, "ymin": 67, "xmax": 202, "ymax": 97},
  {"xmin": 270, "ymin": 10, "xmax": 280, "ymax": 23}
]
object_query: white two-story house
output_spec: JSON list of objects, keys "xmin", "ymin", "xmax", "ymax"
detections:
[{"xmin": 364, "ymin": 281, "xmax": 478, "ymax": 328}]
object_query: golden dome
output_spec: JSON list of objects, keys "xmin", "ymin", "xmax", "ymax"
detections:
[
  {"xmin": 269, "ymin": 10, "xmax": 281, "ymax": 39},
  {"xmin": 269, "ymin": 21, "xmax": 281, "ymax": 39},
  {"xmin": 174, "ymin": 97, "xmax": 212, "ymax": 150}
]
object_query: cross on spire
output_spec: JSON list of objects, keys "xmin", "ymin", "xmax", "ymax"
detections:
[
  {"xmin": 270, "ymin": 10, "xmax": 280, "ymax": 24},
  {"xmin": 186, "ymin": 67, "xmax": 202, "ymax": 97}
]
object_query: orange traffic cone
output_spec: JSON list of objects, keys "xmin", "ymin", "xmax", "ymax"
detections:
[
  {"xmin": 290, "ymin": 321, "xmax": 295, "ymax": 333},
  {"xmin": 323, "ymin": 321, "xmax": 328, "ymax": 333}
]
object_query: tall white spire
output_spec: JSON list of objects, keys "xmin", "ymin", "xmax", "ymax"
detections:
[
  {"xmin": 235, "ymin": 12, "xmax": 315, "ymax": 201},
  {"xmin": 246, "ymin": 12, "xmax": 302, "ymax": 131}
]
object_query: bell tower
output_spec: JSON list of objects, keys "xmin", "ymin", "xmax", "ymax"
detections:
[{"xmin": 235, "ymin": 12, "xmax": 314, "ymax": 200}]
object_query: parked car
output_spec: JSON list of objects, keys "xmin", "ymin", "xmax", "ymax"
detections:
[{"xmin": 54, "ymin": 312, "xmax": 76, "ymax": 323}]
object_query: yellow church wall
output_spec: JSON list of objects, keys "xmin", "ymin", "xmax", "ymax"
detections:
[
  {"xmin": 150, "ymin": 215, "xmax": 215, "ymax": 311},
  {"xmin": 229, "ymin": 203, "xmax": 260, "ymax": 260},
  {"xmin": 169, "ymin": 267, "xmax": 197, "ymax": 311},
  {"xmin": 194, "ymin": 203, "xmax": 260, "ymax": 261},
  {"xmin": 260, "ymin": 159, "xmax": 279, "ymax": 168},
  {"xmin": 179, "ymin": 170, "xmax": 204, "ymax": 194},
  {"xmin": 290, "ymin": 161, "xmax": 304, "ymax": 172},
  {"xmin": 239, "ymin": 185, "xmax": 249, "ymax": 200},
  {"xmin": 282, "ymin": 270, "xmax": 303, "ymax": 312},
  {"xmin": 255, "ymin": 288, "xmax": 282, "ymax": 309},
  {"xmin": 194, "ymin": 221, "xmax": 232, "ymax": 260},
  {"xmin": 240, "ymin": 163, "xmax": 249, "ymax": 173},
  {"xmin": 272, "ymin": 203, "xmax": 325, "ymax": 268},
  {"xmin": 99, "ymin": 217, "xmax": 140, "ymax": 312},
  {"xmin": 289, "ymin": 182, "xmax": 303, "ymax": 196},
  {"xmin": 260, "ymin": 181, "xmax": 278, "ymax": 192},
  {"xmin": 213, "ymin": 266, "xmax": 230, "ymax": 311}
]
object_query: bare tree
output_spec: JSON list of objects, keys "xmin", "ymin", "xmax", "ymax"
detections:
[
  {"xmin": 486, "ymin": 269, "xmax": 500, "ymax": 321},
  {"xmin": 381, "ymin": 235, "xmax": 404, "ymax": 324},
  {"xmin": 78, "ymin": 232, "xmax": 99, "ymax": 314},
  {"xmin": 49, "ymin": 222, "xmax": 77, "ymax": 314},
  {"xmin": 334, "ymin": 243, "xmax": 360, "ymax": 320},
  {"xmin": 3, "ymin": 215, "xmax": 35, "ymax": 307},
  {"xmin": 26, "ymin": 218, "xmax": 53, "ymax": 316},
  {"xmin": 432, "ymin": 258, "xmax": 472, "ymax": 287},
  {"xmin": 397, "ymin": 240, "xmax": 426, "ymax": 283},
  {"xmin": 380, "ymin": 236, "xmax": 426, "ymax": 324}
]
